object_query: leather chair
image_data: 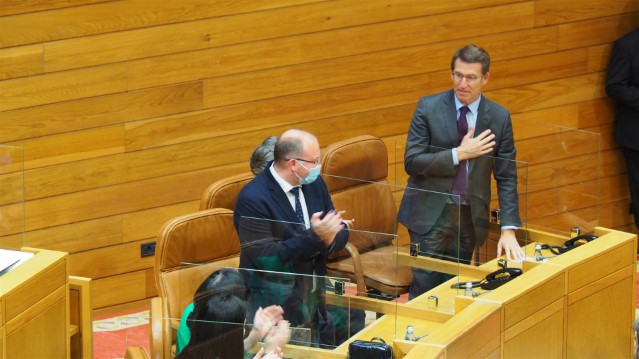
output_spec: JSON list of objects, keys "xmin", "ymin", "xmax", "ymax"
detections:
[
  {"xmin": 199, "ymin": 172, "xmax": 254, "ymax": 210},
  {"xmin": 320, "ymin": 135, "xmax": 412, "ymax": 297},
  {"xmin": 151, "ymin": 208, "xmax": 240, "ymax": 359}
]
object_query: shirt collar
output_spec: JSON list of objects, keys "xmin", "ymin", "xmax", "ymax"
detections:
[
  {"xmin": 454, "ymin": 94, "xmax": 481, "ymax": 115},
  {"xmin": 269, "ymin": 162, "xmax": 298, "ymax": 193}
]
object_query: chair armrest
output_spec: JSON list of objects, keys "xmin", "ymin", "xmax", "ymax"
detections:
[
  {"xmin": 150, "ymin": 297, "xmax": 168, "ymax": 359},
  {"xmin": 344, "ymin": 242, "xmax": 367, "ymax": 296},
  {"xmin": 125, "ymin": 346, "xmax": 150, "ymax": 359}
]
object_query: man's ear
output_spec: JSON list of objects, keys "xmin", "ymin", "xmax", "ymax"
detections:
[{"xmin": 482, "ymin": 72, "xmax": 490, "ymax": 85}]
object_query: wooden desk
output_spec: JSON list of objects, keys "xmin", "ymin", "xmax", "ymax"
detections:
[
  {"xmin": 399, "ymin": 226, "xmax": 636, "ymax": 358},
  {"xmin": 528, "ymin": 227, "xmax": 637, "ymax": 358},
  {"xmin": 0, "ymin": 249, "xmax": 69, "ymax": 358},
  {"xmin": 130, "ymin": 226, "xmax": 636, "ymax": 358}
]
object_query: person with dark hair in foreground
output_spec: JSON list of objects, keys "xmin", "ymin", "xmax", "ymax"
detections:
[{"xmin": 176, "ymin": 269, "xmax": 290, "ymax": 359}]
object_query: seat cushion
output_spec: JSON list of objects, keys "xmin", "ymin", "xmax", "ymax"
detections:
[{"xmin": 327, "ymin": 246, "xmax": 412, "ymax": 296}]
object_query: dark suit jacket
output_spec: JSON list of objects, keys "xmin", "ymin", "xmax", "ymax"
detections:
[
  {"xmin": 233, "ymin": 165, "xmax": 348, "ymax": 326},
  {"xmin": 397, "ymin": 90, "xmax": 521, "ymax": 245},
  {"xmin": 606, "ymin": 27, "xmax": 639, "ymax": 150}
]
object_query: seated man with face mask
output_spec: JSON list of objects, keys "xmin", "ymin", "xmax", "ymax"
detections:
[{"xmin": 234, "ymin": 129, "xmax": 350, "ymax": 348}]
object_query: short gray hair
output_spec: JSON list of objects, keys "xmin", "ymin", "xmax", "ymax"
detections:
[{"xmin": 249, "ymin": 135, "xmax": 277, "ymax": 176}]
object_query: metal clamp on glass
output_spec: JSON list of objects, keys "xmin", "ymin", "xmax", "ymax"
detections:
[
  {"xmin": 464, "ymin": 282, "xmax": 474, "ymax": 297},
  {"xmin": 404, "ymin": 325, "xmax": 429, "ymax": 341},
  {"xmin": 490, "ymin": 208, "xmax": 501, "ymax": 224},
  {"xmin": 334, "ymin": 280, "xmax": 345, "ymax": 295},
  {"xmin": 534, "ymin": 243, "xmax": 545, "ymax": 261},
  {"xmin": 410, "ymin": 243, "xmax": 420, "ymax": 257},
  {"xmin": 571, "ymin": 226, "xmax": 582, "ymax": 237},
  {"xmin": 427, "ymin": 295, "xmax": 438, "ymax": 310}
]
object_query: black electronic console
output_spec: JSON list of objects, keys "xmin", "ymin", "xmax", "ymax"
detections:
[
  {"xmin": 451, "ymin": 260, "xmax": 523, "ymax": 291},
  {"xmin": 540, "ymin": 234, "xmax": 598, "ymax": 255}
]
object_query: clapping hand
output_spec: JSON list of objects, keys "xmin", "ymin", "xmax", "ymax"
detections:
[
  {"xmin": 310, "ymin": 210, "xmax": 345, "ymax": 247},
  {"xmin": 263, "ymin": 320, "xmax": 291, "ymax": 354},
  {"xmin": 254, "ymin": 346, "xmax": 284, "ymax": 359},
  {"xmin": 252, "ymin": 305, "xmax": 284, "ymax": 340}
]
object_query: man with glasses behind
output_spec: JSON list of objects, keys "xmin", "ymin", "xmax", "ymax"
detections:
[
  {"xmin": 397, "ymin": 44, "xmax": 524, "ymax": 299},
  {"xmin": 234, "ymin": 129, "xmax": 349, "ymax": 347}
]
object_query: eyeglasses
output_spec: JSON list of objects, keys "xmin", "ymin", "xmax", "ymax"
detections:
[
  {"xmin": 452, "ymin": 71, "xmax": 482, "ymax": 84},
  {"xmin": 290, "ymin": 158, "xmax": 321, "ymax": 167}
]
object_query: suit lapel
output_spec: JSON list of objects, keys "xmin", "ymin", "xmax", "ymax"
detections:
[
  {"xmin": 264, "ymin": 170, "xmax": 299, "ymax": 223},
  {"xmin": 443, "ymin": 91, "xmax": 459, "ymax": 146}
]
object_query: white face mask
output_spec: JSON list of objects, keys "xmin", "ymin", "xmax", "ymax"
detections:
[{"xmin": 294, "ymin": 160, "xmax": 321, "ymax": 185}]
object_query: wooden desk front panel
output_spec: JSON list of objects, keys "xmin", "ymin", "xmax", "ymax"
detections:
[
  {"xmin": 566, "ymin": 275, "xmax": 634, "ymax": 359},
  {"xmin": 566, "ymin": 240, "xmax": 634, "ymax": 293},
  {"xmin": 503, "ymin": 308, "xmax": 564, "ymax": 358},
  {"xmin": 5, "ymin": 296, "xmax": 67, "ymax": 358}
]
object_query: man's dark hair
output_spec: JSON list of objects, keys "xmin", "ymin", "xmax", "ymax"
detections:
[{"xmin": 451, "ymin": 44, "xmax": 491, "ymax": 74}]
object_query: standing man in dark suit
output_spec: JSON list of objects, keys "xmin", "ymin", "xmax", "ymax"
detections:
[
  {"xmin": 397, "ymin": 44, "xmax": 524, "ymax": 298},
  {"xmin": 234, "ymin": 129, "xmax": 349, "ymax": 347},
  {"xmin": 606, "ymin": 27, "xmax": 639, "ymax": 232}
]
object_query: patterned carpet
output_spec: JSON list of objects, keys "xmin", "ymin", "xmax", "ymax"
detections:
[{"xmin": 93, "ymin": 308, "xmax": 150, "ymax": 359}]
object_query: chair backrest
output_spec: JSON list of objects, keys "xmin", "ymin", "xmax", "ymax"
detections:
[
  {"xmin": 320, "ymin": 135, "xmax": 397, "ymax": 258},
  {"xmin": 199, "ymin": 172, "xmax": 254, "ymax": 210},
  {"xmin": 154, "ymin": 208, "xmax": 240, "ymax": 332}
]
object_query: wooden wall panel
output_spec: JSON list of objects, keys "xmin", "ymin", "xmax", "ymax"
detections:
[
  {"xmin": 0, "ymin": 0, "xmax": 326, "ymax": 48},
  {"xmin": 0, "ymin": 82, "xmax": 203, "ymax": 143},
  {"xmin": 535, "ymin": 0, "xmax": 639, "ymax": 26},
  {"xmin": 0, "ymin": 0, "xmax": 635, "ymax": 309},
  {"xmin": 558, "ymin": 13, "xmax": 639, "ymax": 50},
  {"xmin": 488, "ymin": 72, "xmax": 607, "ymax": 114},
  {"xmin": 0, "ymin": 45, "xmax": 43, "ymax": 80},
  {"xmin": 9, "ymin": 125, "xmax": 125, "ymax": 170},
  {"xmin": 69, "ymin": 239, "xmax": 154, "ymax": 279},
  {"xmin": 0, "ymin": 64, "xmax": 127, "ymax": 111},
  {"xmin": 0, "ymin": 0, "xmax": 110, "ymax": 17},
  {"xmin": 44, "ymin": 0, "xmax": 524, "ymax": 73},
  {"xmin": 91, "ymin": 270, "xmax": 148, "ymax": 309},
  {"xmin": 588, "ymin": 44, "xmax": 613, "ymax": 72},
  {"xmin": 578, "ymin": 98, "xmax": 615, "ymax": 128},
  {"xmin": 25, "ymin": 163, "xmax": 246, "ymax": 231},
  {"xmin": 129, "ymin": 3, "xmax": 537, "ymax": 92}
]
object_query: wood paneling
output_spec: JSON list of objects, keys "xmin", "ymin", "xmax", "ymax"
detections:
[
  {"xmin": 0, "ymin": 0, "xmax": 635, "ymax": 309},
  {"xmin": 9, "ymin": 125, "xmax": 125, "ymax": 170},
  {"xmin": 44, "ymin": 0, "xmax": 524, "ymax": 73},
  {"xmin": 24, "ymin": 163, "xmax": 246, "ymax": 230},
  {"xmin": 0, "ymin": 64, "xmax": 127, "ymax": 112},
  {"xmin": 535, "ymin": 0, "xmax": 639, "ymax": 26},
  {"xmin": 558, "ymin": 12, "xmax": 639, "ymax": 50},
  {"xmin": 129, "ymin": 3, "xmax": 537, "ymax": 91},
  {"xmin": 69, "ymin": 239, "xmax": 154, "ymax": 279},
  {"xmin": 488, "ymin": 72, "xmax": 607, "ymax": 114},
  {"xmin": 0, "ymin": 45, "xmax": 43, "ymax": 80},
  {"xmin": 91, "ymin": 270, "xmax": 148, "ymax": 309},
  {"xmin": 0, "ymin": 82, "xmax": 203, "ymax": 143},
  {"xmin": 0, "ymin": 0, "xmax": 326, "ymax": 48},
  {"xmin": 0, "ymin": 0, "xmax": 110, "ymax": 17}
]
